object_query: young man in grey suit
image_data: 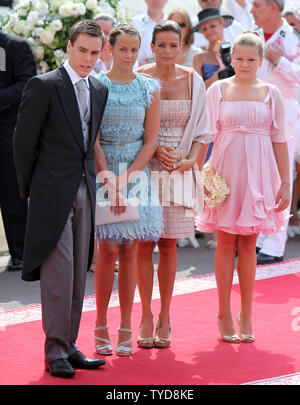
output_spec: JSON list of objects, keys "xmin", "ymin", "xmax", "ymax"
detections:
[{"xmin": 13, "ymin": 20, "xmax": 108, "ymax": 378}]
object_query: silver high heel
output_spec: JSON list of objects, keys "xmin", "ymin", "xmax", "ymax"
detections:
[
  {"xmin": 116, "ymin": 328, "xmax": 132, "ymax": 356},
  {"xmin": 237, "ymin": 313, "xmax": 255, "ymax": 343},
  {"xmin": 94, "ymin": 325, "xmax": 113, "ymax": 355},
  {"xmin": 217, "ymin": 317, "xmax": 241, "ymax": 343}
]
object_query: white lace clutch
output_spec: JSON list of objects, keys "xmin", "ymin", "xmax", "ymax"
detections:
[
  {"xmin": 96, "ymin": 198, "xmax": 140, "ymax": 225},
  {"xmin": 201, "ymin": 165, "xmax": 230, "ymax": 209}
]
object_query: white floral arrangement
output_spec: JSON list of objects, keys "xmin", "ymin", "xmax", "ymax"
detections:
[
  {"xmin": 201, "ymin": 164, "xmax": 230, "ymax": 209},
  {"xmin": 0, "ymin": 0, "xmax": 123, "ymax": 74}
]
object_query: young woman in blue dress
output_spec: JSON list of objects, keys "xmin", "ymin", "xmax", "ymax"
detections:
[{"xmin": 93, "ymin": 24, "xmax": 163, "ymax": 356}]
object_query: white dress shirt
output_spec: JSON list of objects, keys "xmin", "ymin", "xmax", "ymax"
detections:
[
  {"xmin": 131, "ymin": 12, "xmax": 164, "ymax": 63},
  {"xmin": 221, "ymin": 0, "xmax": 255, "ymax": 30}
]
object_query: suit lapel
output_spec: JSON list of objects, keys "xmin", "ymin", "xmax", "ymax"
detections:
[{"xmin": 55, "ymin": 65, "xmax": 85, "ymax": 152}]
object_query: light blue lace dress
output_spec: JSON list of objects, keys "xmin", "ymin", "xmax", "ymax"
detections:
[{"xmin": 95, "ymin": 72, "xmax": 163, "ymax": 243}]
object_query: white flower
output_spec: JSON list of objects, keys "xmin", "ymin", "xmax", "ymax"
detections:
[
  {"xmin": 26, "ymin": 37, "xmax": 35, "ymax": 46},
  {"xmin": 54, "ymin": 49, "xmax": 67, "ymax": 65},
  {"xmin": 117, "ymin": 7, "xmax": 126, "ymax": 21},
  {"xmin": 86, "ymin": 0, "xmax": 98, "ymax": 11},
  {"xmin": 17, "ymin": 8, "xmax": 28, "ymax": 17},
  {"xmin": 9, "ymin": 13, "xmax": 19, "ymax": 24},
  {"xmin": 14, "ymin": 20, "xmax": 26, "ymax": 35},
  {"xmin": 34, "ymin": 45, "xmax": 44, "ymax": 60},
  {"xmin": 35, "ymin": 0, "xmax": 49, "ymax": 14},
  {"xmin": 39, "ymin": 29, "xmax": 55, "ymax": 46},
  {"xmin": 76, "ymin": 2, "xmax": 86, "ymax": 16},
  {"xmin": 22, "ymin": 22, "xmax": 32, "ymax": 36},
  {"xmin": 50, "ymin": 19, "xmax": 63, "ymax": 32},
  {"xmin": 32, "ymin": 27, "xmax": 45, "ymax": 37},
  {"xmin": 59, "ymin": 1, "xmax": 74, "ymax": 17},
  {"xmin": 18, "ymin": 0, "xmax": 30, "ymax": 7},
  {"xmin": 27, "ymin": 10, "xmax": 40, "ymax": 26},
  {"xmin": 38, "ymin": 60, "xmax": 49, "ymax": 74},
  {"xmin": 54, "ymin": 49, "xmax": 65, "ymax": 58}
]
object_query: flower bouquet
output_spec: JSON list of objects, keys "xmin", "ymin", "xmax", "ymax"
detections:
[{"xmin": 0, "ymin": 0, "xmax": 123, "ymax": 74}]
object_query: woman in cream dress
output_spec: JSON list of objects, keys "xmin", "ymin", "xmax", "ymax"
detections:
[{"xmin": 137, "ymin": 20, "xmax": 211, "ymax": 349}]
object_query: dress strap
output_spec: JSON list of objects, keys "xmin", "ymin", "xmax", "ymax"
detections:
[
  {"xmin": 188, "ymin": 71, "xmax": 192, "ymax": 100},
  {"xmin": 220, "ymin": 81, "xmax": 225, "ymax": 100},
  {"xmin": 264, "ymin": 86, "xmax": 271, "ymax": 104}
]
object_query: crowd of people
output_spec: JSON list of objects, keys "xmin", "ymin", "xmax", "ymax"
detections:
[{"xmin": 1, "ymin": 0, "xmax": 300, "ymax": 378}]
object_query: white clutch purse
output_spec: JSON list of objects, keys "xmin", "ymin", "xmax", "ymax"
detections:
[{"xmin": 95, "ymin": 198, "xmax": 140, "ymax": 226}]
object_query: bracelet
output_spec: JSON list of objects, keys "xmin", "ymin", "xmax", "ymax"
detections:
[{"xmin": 281, "ymin": 182, "xmax": 290, "ymax": 186}]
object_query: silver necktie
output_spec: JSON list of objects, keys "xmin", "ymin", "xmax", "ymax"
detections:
[{"xmin": 75, "ymin": 79, "xmax": 88, "ymax": 117}]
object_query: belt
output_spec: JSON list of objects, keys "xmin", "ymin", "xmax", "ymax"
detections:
[
  {"xmin": 219, "ymin": 125, "xmax": 271, "ymax": 137},
  {"xmin": 100, "ymin": 139, "xmax": 141, "ymax": 146}
]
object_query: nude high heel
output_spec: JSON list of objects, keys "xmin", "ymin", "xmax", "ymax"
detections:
[
  {"xmin": 217, "ymin": 317, "xmax": 241, "ymax": 343},
  {"xmin": 137, "ymin": 322, "xmax": 154, "ymax": 349},
  {"xmin": 153, "ymin": 320, "xmax": 171, "ymax": 348},
  {"xmin": 237, "ymin": 313, "xmax": 255, "ymax": 343}
]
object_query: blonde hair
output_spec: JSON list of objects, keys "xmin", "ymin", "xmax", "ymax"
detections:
[
  {"xmin": 167, "ymin": 8, "xmax": 194, "ymax": 46},
  {"xmin": 232, "ymin": 31, "xmax": 264, "ymax": 58}
]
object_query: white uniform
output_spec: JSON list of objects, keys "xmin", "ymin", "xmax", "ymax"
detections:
[
  {"xmin": 192, "ymin": 17, "xmax": 244, "ymax": 48},
  {"xmin": 131, "ymin": 12, "xmax": 164, "ymax": 64},
  {"xmin": 221, "ymin": 0, "xmax": 255, "ymax": 30},
  {"xmin": 256, "ymin": 20, "xmax": 300, "ymax": 257}
]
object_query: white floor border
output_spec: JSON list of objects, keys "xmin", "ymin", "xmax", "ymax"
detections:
[
  {"xmin": 242, "ymin": 372, "xmax": 300, "ymax": 385},
  {"xmin": 1, "ymin": 259, "xmax": 300, "ymax": 329}
]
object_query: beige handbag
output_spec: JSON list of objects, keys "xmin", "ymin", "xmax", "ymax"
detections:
[
  {"xmin": 161, "ymin": 148, "xmax": 204, "ymax": 216},
  {"xmin": 201, "ymin": 165, "xmax": 230, "ymax": 209}
]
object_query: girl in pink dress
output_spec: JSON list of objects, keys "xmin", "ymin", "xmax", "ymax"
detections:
[{"xmin": 196, "ymin": 31, "xmax": 290, "ymax": 343}]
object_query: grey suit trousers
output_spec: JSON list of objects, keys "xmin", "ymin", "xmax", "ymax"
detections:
[{"xmin": 40, "ymin": 178, "xmax": 91, "ymax": 361}]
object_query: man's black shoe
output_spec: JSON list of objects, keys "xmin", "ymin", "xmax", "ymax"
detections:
[
  {"xmin": 6, "ymin": 257, "xmax": 23, "ymax": 272},
  {"xmin": 68, "ymin": 350, "xmax": 105, "ymax": 369},
  {"xmin": 257, "ymin": 252, "xmax": 284, "ymax": 265},
  {"xmin": 45, "ymin": 358, "xmax": 75, "ymax": 378}
]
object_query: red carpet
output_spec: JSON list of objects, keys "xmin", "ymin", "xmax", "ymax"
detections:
[{"xmin": 0, "ymin": 259, "xmax": 300, "ymax": 385}]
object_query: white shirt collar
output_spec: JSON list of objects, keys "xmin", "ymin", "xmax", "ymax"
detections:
[
  {"xmin": 63, "ymin": 60, "xmax": 90, "ymax": 89},
  {"xmin": 142, "ymin": 12, "xmax": 164, "ymax": 25}
]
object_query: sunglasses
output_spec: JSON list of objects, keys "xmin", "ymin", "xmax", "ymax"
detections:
[{"xmin": 177, "ymin": 22, "xmax": 186, "ymax": 28}]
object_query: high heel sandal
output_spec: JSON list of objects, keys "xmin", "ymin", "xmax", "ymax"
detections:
[
  {"xmin": 217, "ymin": 317, "xmax": 241, "ymax": 343},
  {"xmin": 116, "ymin": 328, "xmax": 133, "ymax": 356},
  {"xmin": 237, "ymin": 313, "xmax": 255, "ymax": 343},
  {"xmin": 137, "ymin": 322, "xmax": 154, "ymax": 349},
  {"xmin": 153, "ymin": 320, "xmax": 171, "ymax": 348},
  {"xmin": 94, "ymin": 325, "xmax": 113, "ymax": 355}
]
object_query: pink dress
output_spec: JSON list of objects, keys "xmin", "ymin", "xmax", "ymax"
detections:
[{"xmin": 195, "ymin": 81, "xmax": 289, "ymax": 236}]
